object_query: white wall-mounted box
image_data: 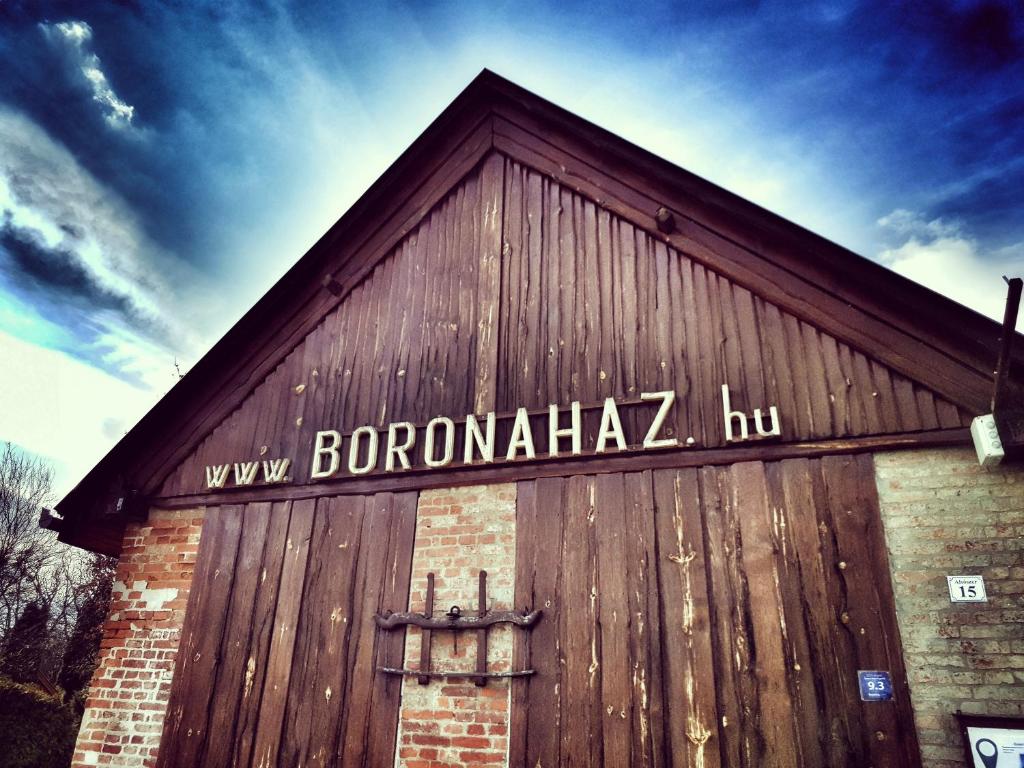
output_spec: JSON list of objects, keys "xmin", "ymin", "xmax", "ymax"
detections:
[{"xmin": 971, "ymin": 414, "xmax": 1004, "ymax": 467}]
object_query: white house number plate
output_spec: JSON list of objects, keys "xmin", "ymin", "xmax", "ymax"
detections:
[{"xmin": 947, "ymin": 575, "xmax": 988, "ymax": 603}]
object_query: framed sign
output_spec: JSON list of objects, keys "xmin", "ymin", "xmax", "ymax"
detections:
[
  {"xmin": 857, "ymin": 670, "xmax": 893, "ymax": 701},
  {"xmin": 957, "ymin": 713, "xmax": 1024, "ymax": 768},
  {"xmin": 948, "ymin": 575, "xmax": 988, "ymax": 603}
]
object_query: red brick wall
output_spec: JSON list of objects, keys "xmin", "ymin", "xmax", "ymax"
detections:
[
  {"xmin": 72, "ymin": 508, "xmax": 204, "ymax": 768},
  {"xmin": 875, "ymin": 448, "xmax": 1024, "ymax": 767},
  {"xmin": 395, "ymin": 484, "xmax": 517, "ymax": 768}
]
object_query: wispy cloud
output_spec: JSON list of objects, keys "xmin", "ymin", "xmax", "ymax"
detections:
[
  {"xmin": 40, "ymin": 20, "xmax": 136, "ymax": 130},
  {"xmin": 0, "ymin": 107, "xmax": 208, "ymax": 387},
  {"xmin": 877, "ymin": 209, "xmax": 1023, "ymax": 327}
]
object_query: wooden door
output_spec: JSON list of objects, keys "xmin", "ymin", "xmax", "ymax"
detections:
[
  {"xmin": 156, "ymin": 492, "xmax": 417, "ymax": 768},
  {"xmin": 511, "ymin": 454, "xmax": 920, "ymax": 767}
]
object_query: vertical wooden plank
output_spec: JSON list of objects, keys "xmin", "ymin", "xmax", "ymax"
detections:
[
  {"xmin": 364, "ymin": 491, "xmax": 419, "ymax": 767},
  {"xmin": 699, "ymin": 465, "xmax": 747, "ymax": 767},
  {"xmin": 822, "ymin": 454, "xmax": 922, "ymax": 768},
  {"xmin": 732, "ymin": 284, "xmax": 767, "ymax": 412},
  {"xmin": 551, "ymin": 181, "xmax": 569, "ymax": 404},
  {"xmin": 278, "ymin": 495, "xmax": 363, "ymax": 767},
  {"xmin": 677, "ymin": 255, "xmax": 704, "ymax": 445},
  {"xmin": 914, "ymin": 387, "xmax": 941, "ymax": 430},
  {"xmin": 820, "ymin": 334, "xmax": 851, "ymax": 437},
  {"xmin": 498, "ymin": 159, "xmax": 521, "ymax": 409},
  {"xmin": 716, "ymin": 276, "xmax": 746, "ymax": 415},
  {"xmin": 692, "ymin": 264, "xmax": 723, "ymax": 446},
  {"xmin": 618, "ymin": 222, "xmax": 640, "ymax": 411},
  {"xmin": 157, "ymin": 505, "xmax": 243, "ymax": 768},
  {"xmin": 230, "ymin": 501, "xmax": 293, "ymax": 768},
  {"xmin": 853, "ymin": 453, "xmax": 922, "ymax": 768},
  {"xmin": 198, "ymin": 503, "xmax": 273, "ymax": 767},
  {"xmin": 774, "ymin": 460, "xmax": 858, "ymax": 766},
  {"xmin": 892, "ymin": 374, "xmax": 924, "ymax": 432},
  {"xmin": 836, "ymin": 343, "xmax": 868, "ymax": 436},
  {"xmin": 474, "ymin": 152, "xmax": 505, "ymax": 415},
  {"xmin": 511, "ymin": 476, "xmax": 565, "ymax": 768},
  {"xmin": 935, "ymin": 396, "xmax": 964, "ymax": 429},
  {"xmin": 868, "ymin": 360, "xmax": 901, "ymax": 432},
  {"xmin": 561, "ymin": 474, "xmax": 601, "ymax": 766},
  {"xmin": 800, "ymin": 324, "xmax": 834, "ymax": 437},
  {"xmin": 597, "ymin": 208, "xmax": 619, "ymax": 401},
  {"xmin": 731, "ymin": 461, "xmax": 799, "ymax": 767},
  {"xmin": 510, "ymin": 479, "xmax": 536, "ymax": 764},
  {"xmin": 338, "ymin": 493, "xmax": 414, "ymax": 767},
  {"xmin": 249, "ymin": 498, "xmax": 315, "ymax": 768},
  {"xmin": 593, "ymin": 473, "xmax": 631, "ymax": 766},
  {"xmin": 664, "ymin": 249, "xmax": 692, "ymax": 444},
  {"xmin": 652, "ymin": 468, "xmax": 720, "ymax": 768},
  {"xmin": 851, "ymin": 351, "xmax": 884, "ymax": 435},
  {"xmin": 781, "ymin": 313, "xmax": 816, "ymax": 441},
  {"xmin": 763, "ymin": 462, "xmax": 827, "ymax": 768},
  {"xmin": 455, "ymin": 178, "xmax": 480, "ymax": 416},
  {"xmin": 651, "ymin": 239, "xmax": 675, "ymax": 397},
  {"xmin": 396, "ymin": 236, "xmax": 426, "ymax": 424},
  {"xmin": 523, "ymin": 170, "xmax": 545, "ymax": 406},
  {"xmin": 622, "ymin": 471, "xmax": 663, "ymax": 768},
  {"xmin": 757, "ymin": 299, "xmax": 801, "ymax": 441},
  {"xmin": 545, "ymin": 175, "xmax": 567, "ymax": 404},
  {"xmin": 581, "ymin": 199, "xmax": 602, "ymax": 403}
]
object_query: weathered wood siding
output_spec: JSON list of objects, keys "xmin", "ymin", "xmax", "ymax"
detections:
[
  {"xmin": 497, "ymin": 159, "xmax": 968, "ymax": 444},
  {"xmin": 511, "ymin": 454, "xmax": 919, "ymax": 767},
  {"xmin": 156, "ymin": 492, "xmax": 417, "ymax": 768},
  {"xmin": 159, "ymin": 152, "xmax": 968, "ymax": 498}
]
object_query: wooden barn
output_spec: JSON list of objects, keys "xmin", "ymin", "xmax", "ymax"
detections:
[{"xmin": 54, "ymin": 71, "xmax": 1024, "ymax": 768}]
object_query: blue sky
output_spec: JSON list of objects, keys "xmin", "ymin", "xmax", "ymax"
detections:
[{"xmin": 0, "ymin": 0, "xmax": 1022, "ymax": 495}]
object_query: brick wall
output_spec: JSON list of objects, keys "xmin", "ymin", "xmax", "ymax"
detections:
[
  {"xmin": 394, "ymin": 484, "xmax": 517, "ymax": 768},
  {"xmin": 874, "ymin": 448, "xmax": 1024, "ymax": 767},
  {"xmin": 72, "ymin": 508, "xmax": 204, "ymax": 768}
]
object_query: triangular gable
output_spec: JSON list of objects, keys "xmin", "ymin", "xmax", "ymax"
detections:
[
  {"xmin": 157, "ymin": 153, "xmax": 971, "ymax": 499},
  {"xmin": 56, "ymin": 70, "xmax": 1018, "ymax": 552}
]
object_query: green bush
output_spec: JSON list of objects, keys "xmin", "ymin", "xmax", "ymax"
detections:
[{"xmin": 0, "ymin": 676, "xmax": 78, "ymax": 768}]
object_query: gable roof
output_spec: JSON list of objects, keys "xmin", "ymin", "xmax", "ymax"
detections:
[{"xmin": 54, "ymin": 69, "xmax": 1021, "ymax": 553}]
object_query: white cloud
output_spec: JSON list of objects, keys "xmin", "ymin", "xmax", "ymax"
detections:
[
  {"xmin": 877, "ymin": 210, "xmax": 1024, "ymax": 328},
  {"xmin": 0, "ymin": 106, "xmax": 213, "ymax": 382},
  {"xmin": 0, "ymin": 330, "xmax": 162, "ymax": 498},
  {"xmin": 877, "ymin": 208, "xmax": 961, "ymax": 240},
  {"xmin": 0, "ymin": 109, "xmax": 155, "ymax": 315},
  {"xmin": 41, "ymin": 21, "xmax": 136, "ymax": 129}
]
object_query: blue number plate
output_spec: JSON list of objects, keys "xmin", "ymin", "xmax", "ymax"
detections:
[{"xmin": 858, "ymin": 670, "xmax": 893, "ymax": 701}]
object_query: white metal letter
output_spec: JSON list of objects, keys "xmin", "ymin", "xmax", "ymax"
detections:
[
  {"xmin": 464, "ymin": 412, "xmax": 496, "ymax": 464},
  {"xmin": 205, "ymin": 464, "xmax": 230, "ymax": 489},
  {"xmin": 262, "ymin": 458, "xmax": 291, "ymax": 483},
  {"xmin": 753, "ymin": 406, "xmax": 781, "ymax": 437},
  {"xmin": 385, "ymin": 422, "xmax": 416, "ymax": 471},
  {"xmin": 424, "ymin": 417, "xmax": 455, "ymax": 468},
  {"xmin": 640, "ymin": 391, "xmax": 679, "ymax": 449},
  {"xmin": 310, "ymin": 430, "xmax": 342, "ymax": 479},
  {"xmin": 233, "ymin": 461, "xmax": 260, "ymax": 486},
  {"xmin": 548, "ymin": 401, "xmax": 582, "ymax": 457},
  {"xmin": 721, "ymin": 385, "xmax": 748, "ymax": 442},
  {"xmin": 506, "ymin": 407, "xmax": 536, "ymax": 460},
  {"xmin": 348, "ymin": 426, "xmax": 379, "ymax": 475},
  {"xmin": 595, "ymin": 398, "xmax": 627, "ymax": 453}
]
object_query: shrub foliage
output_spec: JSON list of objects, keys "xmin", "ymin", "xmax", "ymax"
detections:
[{"xmin": 0, "ymin": 676, "xmax": 77, "ymax": 767}]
